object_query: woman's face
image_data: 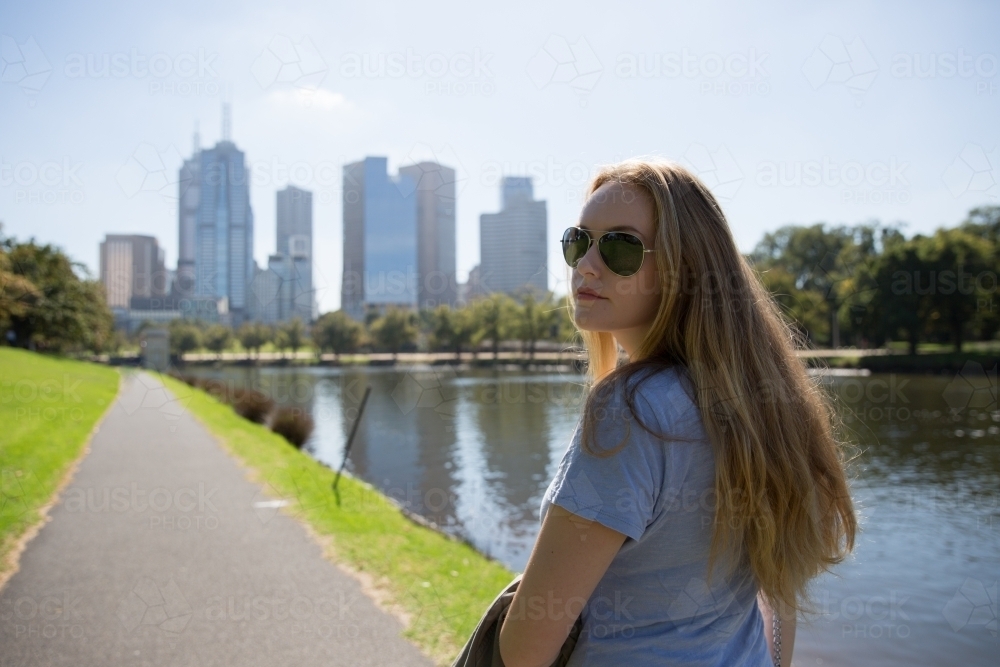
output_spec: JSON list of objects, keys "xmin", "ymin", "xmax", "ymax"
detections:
[{"xmin": 571, "ymin": 181, "xmax": 662, "ymax": 358}]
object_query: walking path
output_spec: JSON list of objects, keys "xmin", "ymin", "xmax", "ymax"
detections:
[{"xmin": 0, "ymin": 370, "xmax": 435, "ymax": 666}]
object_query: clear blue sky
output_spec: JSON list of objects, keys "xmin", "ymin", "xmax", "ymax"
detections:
[{"xmin": 1, "ymin": 0, "xmax": 997, "ymax": 312}]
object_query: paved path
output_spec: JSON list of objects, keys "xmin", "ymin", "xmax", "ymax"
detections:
[{"xmin": 0, "ymin": 370, "xmax": 436, "ymax": 667}]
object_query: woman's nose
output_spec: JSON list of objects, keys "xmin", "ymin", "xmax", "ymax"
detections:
[{"xmin": 575, "ymin": 239, "xmax": 602, "ymax": 276}]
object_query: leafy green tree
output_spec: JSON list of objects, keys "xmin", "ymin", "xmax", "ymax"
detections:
[
  {"xmin": 312, "ymin": 310, "xmax": 364, "ymax": 359},
  {"xmin": 756, "ymin": 266, "xmax": 829, "ymax": 344},
  {"xmin": 474, "ymin": 293, "xmax": 517, "ymax": 360},
  {"xmin": 548, "ymin": 294, "xmax": 577, "ymax": 343},
  {"xmin": 513, "ymin": 290, "xmax": 557, "ymax": 360},
  {"xmin": 169, "ymin": 321, "xmax": 202, "ymax": 357},
  {"xmin": 429, "ymin": 304, "xmax": 477, "ymax": 360},
  {"xmin": 0, "ymin": 241, "xmax": 41, "ymax": 336},
  {"xmin": 959, "ymin": 206, "xmax": 1000, "ymax": 341},
  {"xmin": 1, "ymin": 231, "xmax": 113, "ymax": 353},
  {"xmin": 921, "ymin": 228, "xmax": 994, "ymax": 352},
  {"xmin": 237, "ymin": 322, "xmax": 270, "ymax": 360},
  {"xmin": 369, "ymin": 307, "xmax": 418, "ymax": 360},
  {"xmin": 204, "ymin": 324, "xmax": 232, "ymax": 360},
  {"xmin": 276, "ymin": 317, "xmax": 307, "ymax": 359},
  {"xmin": 751, "ymin": 221, "xmax": 909, "ymax": 348}
]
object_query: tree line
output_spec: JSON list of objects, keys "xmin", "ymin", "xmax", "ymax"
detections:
[
  {"xmin": 752, "ymin": 206, "xmax": 999, "ymax": 354},
  {"xmin": 163, "ymin": 289, "xmax": 575, "ymax": 361},
  {"xmin": 2, "ymin": 206, "xmax": 998, "ymax": 357}
]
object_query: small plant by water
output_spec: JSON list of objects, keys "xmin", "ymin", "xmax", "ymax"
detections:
[{"xmin": 269, "ymin": 406, "xmax": 315, "ymax": 448}]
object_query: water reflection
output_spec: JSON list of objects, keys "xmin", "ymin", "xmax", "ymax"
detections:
[{"xmin": 181, "ymin": 365, "xmax": 998, "ymax": 666}]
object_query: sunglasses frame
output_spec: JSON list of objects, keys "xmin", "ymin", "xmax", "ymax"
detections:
[{"xmin": 561, "ymin": 226, "xmax": 655, "ymax": 277}]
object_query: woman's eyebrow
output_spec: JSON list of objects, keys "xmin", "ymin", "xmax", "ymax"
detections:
[{"xmin": 577, "ymin": 224, "xmax": 644, "ymax": 234}]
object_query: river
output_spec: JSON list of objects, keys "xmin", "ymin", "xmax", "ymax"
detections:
[{"xmin": 181, "ymin": 363, "xmax": 999, "ymax": 666}]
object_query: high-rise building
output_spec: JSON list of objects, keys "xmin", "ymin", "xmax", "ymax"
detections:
[
  {"xmin": 398, "ymin": 162, "xmax": 457, "ymax": 310},
  {"xmin": 192, "ymin": 106, "xmax": 254, "ymax": 327},
  {"xmin": 341, "ymin": 157, "xmax": 418, "ymax": 321},
  {"xmin": 479, "ymin": 177, "xmax": 548, "ymax": 296},
  {"xmin": 175, "ymin": 128, "xmax": 201, "ymax": 298},
  {"xmin": 99, "ymin": 234, "xmax": 168, "ymax": 309},
  {"xmin": 276, "ymin": 185, "xmax": 315, "ymax": 322}
]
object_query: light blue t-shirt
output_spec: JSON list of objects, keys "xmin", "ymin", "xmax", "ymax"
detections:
[{"xmin": 539, "ymin": 364, "xmax": 773, "ymax": 666}]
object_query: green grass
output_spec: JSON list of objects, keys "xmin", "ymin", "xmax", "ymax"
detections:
[
  {"xmin": 0, "ymin": 348, "xmax": 120, "ymax": 581},
  {"xmin": 160, "ymin": 373, "xmax": 514, "ymax": 666}
]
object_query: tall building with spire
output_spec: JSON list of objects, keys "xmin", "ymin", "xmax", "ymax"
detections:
[
  {"xmin": 180, "ymin": 104, "xmax": 255, "ymax": 326},
  {"xmin": 175, "ymin": 124, "xmax": 200, "ymax": 297}
]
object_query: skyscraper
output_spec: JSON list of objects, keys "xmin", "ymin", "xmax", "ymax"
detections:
[
  {"xmin": 192, "ymin": 106, "xmax": 254, "ymax": 327},
  {"xmin": 99, "ymin": 234, "xmax": 167, "ymax": 309},
  {"xmin": 479, "ymin": 177, "xmax": 548, "ymax": 296},
  {"xmin": 398, "ymin": 162, "xmax": 457, "ymax": 310},
  {"xmin": 341, "ymin": 157, "xmax": 417, "ymax": 321},
  {"xmin": 276, "ymin": 185, "xmax": 315, "ymax": 321},
  {"xmin": 175, "ymin": 128, "xmax": 200, "ymax": 298}
]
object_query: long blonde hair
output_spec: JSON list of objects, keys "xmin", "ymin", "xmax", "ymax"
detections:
[{"xmin": 572, "ymin": 159, "xmax": 857, "ymax": 614}]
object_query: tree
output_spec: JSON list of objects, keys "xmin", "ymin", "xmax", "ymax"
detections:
[
  {"xmin": 865, "ymin": 238, "xmax": 935, "ymax": 355},
  {"xmin": 169, "ymin": 321, "xmax": 202, "ymax": 357},
  {"xmin": 513, "ymin": 290, "xmax": 556, "ymax": 360},
  {"xmin": 312, "ymin": 310, "xmax": 364, "ymax": 359},
  {"xmin": 1, "ymin": 230, "xmax": 114, "ymax": 353},
  {"xmin": 0, "ymin": 241, "xmax": 41, "ymax": 337},
  {"xmin": 756, "ymin": 266, "xmax": 829, "ymax": 345},
  {"xmin": 276, "ymin": 318, "xmax": 307, "ymax": 360},
  {"xmin": 237, "ymin": 322, "xmax": 270, "ymax": 360},
  {"xmin": 369, "ymin": 307, "xmax": 418, "ymax": 360},
  {"xmin": 204, "ymin": 324, "xmax": 232, "ymax": 360},
  {"xmin": 474, "ymin": 293, "xmax": 517, "ymax": 360},
  {"xmin": 429, "ymin": 304, "xmax": 477, "ymax": 361},
  {"xmin": 548, "ymin": 293, "xmax": 577, "ymax": 343},
  {"xmin": 921, "ymin": 228, "xmax": 994, "ymax": 352}
]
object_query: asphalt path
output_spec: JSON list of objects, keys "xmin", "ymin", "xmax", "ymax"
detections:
[{"xmin": 0, "ymin": 370, "xmax": 435, "ymax": 667}]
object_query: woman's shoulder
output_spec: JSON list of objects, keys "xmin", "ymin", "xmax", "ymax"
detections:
[{"xmin": 593, "ymin": 363, "xmax": 703, "ymax": 440}]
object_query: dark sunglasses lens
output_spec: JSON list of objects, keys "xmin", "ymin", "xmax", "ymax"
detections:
[
  {"xmin": 599, "ymin": 233, "xmax": 645, "ymax": 276},
  {"xmin": 561, "ymin": 228, "xmax": 589, "ymax": 267}
]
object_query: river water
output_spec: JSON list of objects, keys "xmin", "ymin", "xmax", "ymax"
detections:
[{"xmin": 182, "ymin": 364, "xmax": 999, "ymax": 666}]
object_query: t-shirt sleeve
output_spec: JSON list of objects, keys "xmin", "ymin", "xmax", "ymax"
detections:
[{"xmin": 541, "ymin": 386, "xmax": 667, "ymax": 542}]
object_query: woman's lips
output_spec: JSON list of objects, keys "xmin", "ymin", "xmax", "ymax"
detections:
[{"xmin": 575, "ymin": 290, "xmax": 604, "ymax": 301}]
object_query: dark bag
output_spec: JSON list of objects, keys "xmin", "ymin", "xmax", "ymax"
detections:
[{"xmin": 450, "ymin": 573, "xmax": 584, "ymax": 667}]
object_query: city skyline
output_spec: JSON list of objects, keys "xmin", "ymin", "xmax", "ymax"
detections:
[{"xmin": 2, "ymin": 1, "xmax": 997, "ymax": 315}]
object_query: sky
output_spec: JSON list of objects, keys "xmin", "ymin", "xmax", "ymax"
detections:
[{"xmin": 1, "ymin": 0, "xmax": 997, "ymax": 312}]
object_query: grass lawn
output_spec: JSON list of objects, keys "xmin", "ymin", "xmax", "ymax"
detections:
[
  {"xmin": 159, "ymin": 372, "xmax": 515, "ymax": 667},
  {"xmin": 0, "ymin": 347, "xmax": 120, "ymax": 585}
]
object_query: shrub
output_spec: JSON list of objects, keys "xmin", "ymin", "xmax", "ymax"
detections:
[
  {"xmin": 269, "ymin": 406, "xmax": 314, "ymax": 448},
  {"xmin": 231, "ymin": 388, "xmax": 274, "ymax": 424},
  {"xmin": 198, "ymin": 377, "xmax": 234, "ymax": 404}
]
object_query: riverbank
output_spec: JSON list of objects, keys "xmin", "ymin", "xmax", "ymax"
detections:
[
  {"xmin": 0, "ymin": 348, "xmax": 120, "ymax": 588},
  {"xmin": 158, "ymin": 372, "xmax": 515, "ymax": 666},
  {"xmin": 99, "ymin": 344, "xmax": 1000, "ymax": 377}
]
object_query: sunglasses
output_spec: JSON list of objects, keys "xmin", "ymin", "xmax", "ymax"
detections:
[{"xmin": 561, "ymin": 227, "xmax": 654, "ymax": 277}]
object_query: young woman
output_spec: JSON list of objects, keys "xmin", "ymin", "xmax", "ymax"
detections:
[{"xmin": 498, "ymin": 160, "xmax": 857, "ymax": 666}]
